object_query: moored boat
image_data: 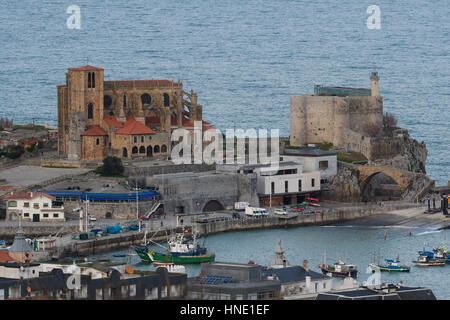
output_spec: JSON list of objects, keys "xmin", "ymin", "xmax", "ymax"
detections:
[
  {"xmin": 369, "ymin": 257, "xmax": 410, "ymax": 272},
  {"xmin": 318, "ymin": 251, "xmax": 358, "ymax": 278},
  {"xmin": 413, "ymin": 254, "xmax": 446, "ymax": 267},
  {"xmin": 133, "ymin": 232, "xmax": 215, "ymax": 264}
]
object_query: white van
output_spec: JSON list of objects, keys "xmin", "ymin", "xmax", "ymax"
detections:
[
  {"xmin": 245, "ymin": 207, "xmax": 269, "ymax": 217},
  {"xmin": 235, "ymin": 202, "xmax": 249, "ymax": 211}
]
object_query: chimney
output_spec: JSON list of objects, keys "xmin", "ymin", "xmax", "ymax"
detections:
[
  {"xmin": 305, "ymin": 276, "xmax": 311, "ymax": 292},
  {"xmin": 303, "ymin": 259, "xmax": 309, "ymax": 272}
]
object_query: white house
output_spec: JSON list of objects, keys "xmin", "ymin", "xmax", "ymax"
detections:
[
  {"xmin": 4, "ymin": 192, "xmax": 65, "ymax": 222},
  {"xmin": 238, "ymin": 161, "xmax": 321, "ymax": 206}
]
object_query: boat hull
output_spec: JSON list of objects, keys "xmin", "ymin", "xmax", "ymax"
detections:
[
  {"xmin": 134, "ymin": 246, "xmax": 215, "ymax": 264},
  {"xmin": 320, "ymin": 267, "xmax": 358, "ymax": 278},
  {"xmin": 369, "ymin": 263, "xmax": 410, "ymax": 272}
]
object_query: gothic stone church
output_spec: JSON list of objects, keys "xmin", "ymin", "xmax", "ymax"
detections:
[{"xmin": 57, "ymin": 65, "xmax": 213, "ymax": 161}]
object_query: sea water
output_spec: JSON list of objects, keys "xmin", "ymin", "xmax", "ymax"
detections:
[{"xmin": 0, "ymin": 0, "xmax": 448, "ymax": 184}]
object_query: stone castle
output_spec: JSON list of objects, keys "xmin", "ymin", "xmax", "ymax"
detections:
[
  {"xmin": 290, "ymin": 70, "xmax": 383, "ymax": 155},
  {"xmin": 290, "ymin": 70, "xmax": 427, "ymax": 175},
  {"xmin": 57, "ymin": 65, "xmax": 213, "ymax": 161}
]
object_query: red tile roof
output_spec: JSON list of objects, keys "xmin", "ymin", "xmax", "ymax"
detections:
[
  {"xmin": 68, "ymin": 65, "xmax": 104, "ymax": 71},
  {"xmin": 103, "ymin": 115, "xmax": 125, "ymax": 128},
  {"xmin": 116, "ymin": 118, "xmax": 156, "ymax": 135},
  {"xmin": 4, "ymin": 192, "xmax": 55, "ymax": 201},
  {"xmin": 145, "ymin": 116, "xmax": 161, "ymax": 125},
  {"xmin": 0, "ymin": 250, "xmax": 14, "ymax": 263},
  {"xmin": 170, "ymin": 116, "xmax": 215, "ymax": 130},
  {"xmin": 82, "ymin": 125, "xmax": 108, "ymax": 136}
]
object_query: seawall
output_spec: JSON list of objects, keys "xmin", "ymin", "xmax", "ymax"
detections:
[{"xmin": 54, "ymin": 203, "xmax": 419, "ymax": 257}]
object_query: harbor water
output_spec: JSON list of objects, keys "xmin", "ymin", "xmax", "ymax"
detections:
[
  {"xmin": 96, "ymin": 224, "xmax": 450, "ymax": 299},
  {"xmin": 0, "ymin": 0, "xmax": 448, "ymax": 185}
]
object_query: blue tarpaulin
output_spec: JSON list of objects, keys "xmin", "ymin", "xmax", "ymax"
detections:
[{"xmin": 35, "ymin": 190, "xmax": 159, "ymax": 201}]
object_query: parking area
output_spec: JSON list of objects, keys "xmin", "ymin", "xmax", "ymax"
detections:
[{"xmin": 0, "ymin": 165, "xmax": 89, "ymax": 187}]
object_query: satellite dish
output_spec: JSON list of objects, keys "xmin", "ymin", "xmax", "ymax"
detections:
[{"xmin": 125, "ymin": 265, "xmax": 134, "ymax": 274}]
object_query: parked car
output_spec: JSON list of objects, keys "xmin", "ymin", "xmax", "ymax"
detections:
[
  {"xmin": 274, "ymin": 208, "xmax": 287, "ymax": 215},
  {"xmin": 232, "ymin": 211, "xmax": 244, "ymax": 219}
]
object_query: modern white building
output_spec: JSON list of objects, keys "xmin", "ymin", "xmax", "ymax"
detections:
[
  {"xmin": 238, "ymin": 161, "xmax": 321, "ymax": 206},
  {"xmin": 4, "ymin": 192, "xmax": 65, "ymax": 222},
  {"xmin": 282, "ymin": 148, "xmax": 337, "ymax": 183}
]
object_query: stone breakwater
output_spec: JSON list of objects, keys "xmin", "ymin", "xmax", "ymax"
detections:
[{"xmin": 49, "ymin": 203, "xmax": 421, "ymax": 257}]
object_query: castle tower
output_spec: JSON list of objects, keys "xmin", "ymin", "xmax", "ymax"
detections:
[
  {"xmin": 66, "ymin": 65, "xmax": 104, "ymax": 160},
  {"xmin": 370, "ymin": 69, "xmax": 380, "ymax": 97}
]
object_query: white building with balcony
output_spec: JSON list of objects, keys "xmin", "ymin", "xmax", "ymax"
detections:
[
  {"xmin": 4, "ymin": 192, "xmax": 65, "ymax": 222},
  {"xmin": 238, "ymin": 161, "xmax": 321, "ymax": 206}
]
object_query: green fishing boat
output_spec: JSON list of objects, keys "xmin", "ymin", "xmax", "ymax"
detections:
[{"xmin": 133, "ymin": 233, "xmax": 215, "ymax": 264}]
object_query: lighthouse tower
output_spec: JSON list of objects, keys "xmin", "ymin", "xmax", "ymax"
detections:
[{"xmin": 370, "ymin": 69, "xmax": 380, "ymax": 97}]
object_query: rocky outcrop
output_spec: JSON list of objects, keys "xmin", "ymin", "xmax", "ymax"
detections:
[
  {"xmin": 371, "ymin": 129, "xmax": 427, "ymax": 174},
  {"xmin": 322, "ymin": 162, "xmax": 361, "ymax": 202}
]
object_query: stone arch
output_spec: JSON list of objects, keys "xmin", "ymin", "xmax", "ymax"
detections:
[
  {"xmin": 163, "ymin": 93, "xmax": 170, "ymax": 107},
  {"xmin": 154, "ymin": 145, "xmax": 160, "ymax": 153},
  {"xmin": 147, "ymin": 145, "xmax": 153, "ymax": 157},
  {"xmin": 161, "ymin": 144, "xmax": 167, "ymax": 153},
  {"xmin": 139, "ymin": 146, "xmax": 145, "ymax": 154},
  {"xmin": 123, "ymin": 147, "xmax": 128, "ymax": 157},
  {"xmin": 202, "ymin": 200, "xmax": 225, "ymax": 212},
  {"xmin": 360, "ymin": 172, "xmax": 402, "ymax": 202},
  {"xmin": 132, "ymin": 146, "xmax": 138, "ymax": 154},
  {"xmin": 104, "ymin": 95, "xmax": 112, "ymax": 109},
  {"xmin": 105, "ymin": 212, "xmax": 112, "ymax": 219},
  {"xmin": 141, "ymin": 93, "xmax": 152, "ymax": 108}
]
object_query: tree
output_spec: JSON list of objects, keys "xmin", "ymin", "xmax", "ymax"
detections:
[
  {"xmin": 363, "ymin": 120, "xmax": 382, "ymax": 137},
  {"xmin": 100, "ymin": 156, "xmax": 124, "ymax": 176},
  {"xmin": 382, "ymin": 112, "xmax": 398, "ymax": 136}
]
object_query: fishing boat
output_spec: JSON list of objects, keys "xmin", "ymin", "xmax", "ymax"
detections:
[
  {"xmin": 418, "ymin": 245, "xmax": 450, "ymax": 263},
  {"xmin": 133, "ymin": 232, "xmax": 215, "ymax": 264},
  {"xmin": 318, "ymin": 252, "xmax": 358, "ymax": 278},
  {"xmin": 412, "ymin": 254, "xmax": 446, "ymax": 267},
  {"xmin": 369, "ymin": 256, "xmax": 410, "ymax": 272}
]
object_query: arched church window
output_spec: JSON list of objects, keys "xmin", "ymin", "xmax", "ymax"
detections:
[
  {"xmin": 88, "ymin": 103, "xmax": 94, "ymax": 119},
  {"xmin": 92, "ymin": 72, "xmax": 95, "ymax": 88},
  {"xmin": 123, "ymin": 95, "xmax": 127, "ymax": 109},
  {"xmin": 141, "ymin": 93, "xmax": 152, "ymax": 107},
  {"xmin": 154, "ymin": 145, "xmax": 160, "ymax": 153},
  {"xmin": 139, "ymin": 146, "xmax": 145, "ymax": 154},
  {"xmin": 163, "ymin": 93, "xmax": 170, "ymax": 107},
  {"xmin": 104, "ymin": 95, "xmax": 112, "ymax": 109},
  {"xmin": 88, "ymin": 73, "xmax": 92, "ymax": 88},
  {"xmin": 132, "ymin": 146, "xmax": 138, "ymax": 154}
]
